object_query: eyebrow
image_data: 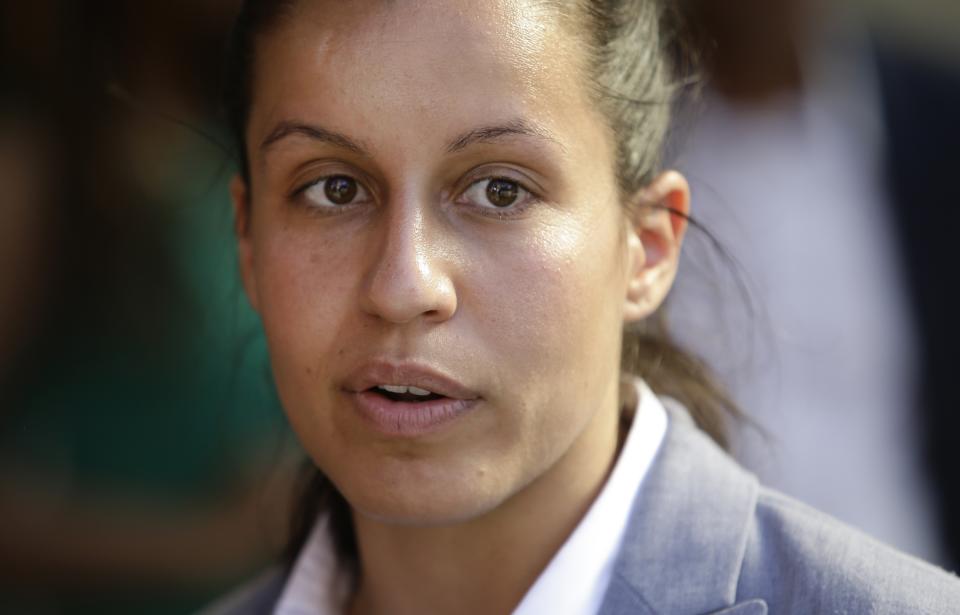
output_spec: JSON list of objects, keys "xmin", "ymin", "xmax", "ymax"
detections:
[
  {"xmin": 259, "ymin": 118, "xmax": 562, "ymax": 157},
  {"xmin": 260, "ymin": 121, "xmax": 370, "ymax": 156},
  {"xmin": 445, "ymin": 119, "xmax": 562, "ymax": 154}
]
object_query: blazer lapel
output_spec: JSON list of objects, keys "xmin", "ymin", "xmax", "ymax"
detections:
[
  {"xmin": 705, "ymin": 599, "xmax": 768, "ymax": 614},
  {"xmin": 598, "ymin": 398, "xmax": 761, "ymax": 615}
]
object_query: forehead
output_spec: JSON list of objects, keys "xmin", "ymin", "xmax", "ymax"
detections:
[{"xmin": 247, "ymin": 0, "xmax": 599, "ymax": 154}]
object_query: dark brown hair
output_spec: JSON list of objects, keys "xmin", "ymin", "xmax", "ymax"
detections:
[{"xmin": 223, "ymin": 0, "xmax": 737, "ymax": 572}]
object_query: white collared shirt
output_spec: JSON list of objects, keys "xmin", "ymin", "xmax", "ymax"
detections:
[{"xmin": 274, "ymin": 379, "xmax": 668, "ymax": 615}]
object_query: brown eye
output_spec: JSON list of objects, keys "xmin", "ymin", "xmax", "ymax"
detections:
[
  {"xmin": 459, "ymin": 176, "xmax": 535, "ymax": 216},
  {"xmin": 485, "ymin": 178, "xmax": 519, "ymax": 208},
  {"xmin": 324, "ymin": 176, "xmax": 358, "ymax": 204},
  {"xmin": 302, "ymin": 174, "xmax": 370, "ymax": 210}
]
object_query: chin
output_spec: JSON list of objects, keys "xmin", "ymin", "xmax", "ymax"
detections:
[{"xmin": 341, "ymin": 470, "xmax": 509, "ymax": 528}]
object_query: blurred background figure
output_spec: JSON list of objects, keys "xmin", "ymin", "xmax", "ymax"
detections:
[
  {"xmin": 668, "ymin": 0, "xmax": 960, "ymax": 568},
  {"xmin": 0, "ymin": 1, "xmax": 296, "ymax": 614}
]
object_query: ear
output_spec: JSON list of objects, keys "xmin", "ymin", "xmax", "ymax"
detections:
[
  {"xmin": 230, "ymin": 174, "xmax": 260, "ymax": 313},
  {"xmin": 623, "ymin": 170, "xmax": 690, "ymax": 323}
]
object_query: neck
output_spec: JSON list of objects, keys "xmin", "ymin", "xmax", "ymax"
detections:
[{"xmin": 347, "ymin": 385, "xmax": 623, "ymax": 615}]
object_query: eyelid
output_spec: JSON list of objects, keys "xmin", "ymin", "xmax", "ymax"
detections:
[
  {"xmin": 288, "ymin": 157, "xmax": 376, "ymax": 193},
  {"xmin": 455, "ymin": 168, "xmax": 543, "ymax": 217},
  {"xmin": 293, "ymin": 173, "xmax": 374, "ymax": 212},
  {"xmin": 464, "ymin": 165, "xmax": 544, "ymax": 196},
  {"xmin": 288, "ymin": 158, "xmax": 380, "ymax": 207}
]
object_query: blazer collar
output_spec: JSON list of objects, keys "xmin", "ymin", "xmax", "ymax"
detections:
[{"xmin": 599, "ymin": 398, "xmax": 762, "ymax": 615}]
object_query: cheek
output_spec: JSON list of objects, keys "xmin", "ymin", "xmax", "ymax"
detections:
[
  {"xmin": 477, "ymin": 214, "xmax": 625, "ymax": 363},
  {"xmin": 251, "ymin": 225, "xmax": 358, "ymax": 420},
  {"xmin": 464, "ymin": 207, "xmax": 628, "ymax": 437},
  {"xmin": 451, "ymin": 207, "xmax": 627, "ymax": 499}
]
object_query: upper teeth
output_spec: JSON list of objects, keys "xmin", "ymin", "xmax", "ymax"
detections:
[{"xmin": 377, "ymin": 384, "xmax": 433, "ymax": 396}]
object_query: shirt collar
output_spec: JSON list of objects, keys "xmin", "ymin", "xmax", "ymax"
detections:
[
  {"xmin": 275, "ymin": 379, "xmax": 668, "ymax": 615},
  {"xmin": 512, "ymin": 378, "xmax": 667, "ymax": 615},
  {"xmin": 273, "ymin": 515, "xmax": 349, "ymax": 615}
]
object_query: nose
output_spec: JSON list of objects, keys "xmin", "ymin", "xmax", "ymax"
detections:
[{"xmin": 360, "ymin": 201, "xmax": 458, "ymax": 325}]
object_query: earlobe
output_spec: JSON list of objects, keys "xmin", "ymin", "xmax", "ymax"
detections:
[
  {"xmin": 623, "ymin": 170, "xmax": 691, "ymax": 323},
  {"xmin": 230, "ymin": 174, "xmax": 260, "ymax": 313}
]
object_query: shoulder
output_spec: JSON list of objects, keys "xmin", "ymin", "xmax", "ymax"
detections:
[
  {"xmin": 739, "ymin": 486, "xmax": 960, "ymax": 614},
  {"xmin": 604, "ymin": 395, "xmax": 960, "ymax": 614},
  {"xmin": 196, "ymin": 566, "xmax": 287, "ymax": 615}
]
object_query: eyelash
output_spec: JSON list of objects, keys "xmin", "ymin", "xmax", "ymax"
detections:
[
  {"xmin": 292, "ymin": 175, "xmax": 372, "ymax": 213},
  {"xmin": 457, "ymin": 175, "xmax": 541, "ymax": 219},
  {"xmin": 291, "ymin": 172, "xmax": 542, "ymax": 219}
]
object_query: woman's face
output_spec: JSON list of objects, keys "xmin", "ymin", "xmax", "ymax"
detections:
[{"xmin": 234, "ymin": 0, "xmax": 684, "ymax": 524}]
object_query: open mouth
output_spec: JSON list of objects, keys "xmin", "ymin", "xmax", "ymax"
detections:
[
  {"xmin": 349, "ymin": 374, "xmax": 479, "ymax": 436},
  {"xmin": 368, "ymin": 384, "xmax": 446, "ymax": 403}
]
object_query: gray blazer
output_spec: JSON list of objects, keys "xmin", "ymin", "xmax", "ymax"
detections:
[{"xmin": 203, "ymin": 400, "xmax": 960, "ymax": 614}]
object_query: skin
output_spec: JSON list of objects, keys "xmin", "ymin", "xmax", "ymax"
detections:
[{"xmin": 231, "ymin": 1, "xmax": 689, "ymax": 613}]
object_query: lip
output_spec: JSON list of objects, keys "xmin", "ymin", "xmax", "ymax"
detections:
[
  {"xmin": 343, "ymin": 360, "xmax": 480, "ymax": 400},
  {"xmin": 343, "ymin": 360, "xmax": 481, "ymax": 437}
]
